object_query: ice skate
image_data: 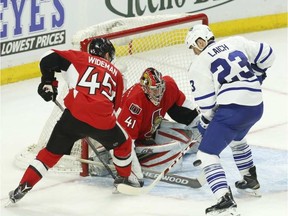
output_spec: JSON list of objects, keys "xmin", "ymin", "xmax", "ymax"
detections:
[
  {"xmin": 235, "ymin": 166, "xmax": 261, "ymax": 197},
  {"xmin": 114, "ymin": 172, "xmax": 144, "ymax": 188},
  {"xmin": 6, "ymin": 182, "xmax": 32, "ymax": 206},
  {"xmin": 206, "ymin": 190, "xmax": 240, "ymax": 216},
  {"xmin": 113, "ymin": 173, "xmax": 144, "ymax": 194}
]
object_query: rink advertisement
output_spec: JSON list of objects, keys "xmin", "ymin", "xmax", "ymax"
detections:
[
  {"xmin": 105, "ymin": 0, "xmax": 234, "ymax": 17},
  {"xmin": 1, "ymin": 30, "xmax": 65, "ymax": 57},
  {"xmin": 0, "ymin": 0, "xmax": 286, "ymax": 85},
  {"xmin": 1, "ymin": 0, "xmax": 66, "ymax": 65}
]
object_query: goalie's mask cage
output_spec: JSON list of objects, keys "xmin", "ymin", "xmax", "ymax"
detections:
[
  {"xmin": 88, "ymin": 38, "xmax": 116, "ymax": 62},
  {"xmin": 140, "ymin": 67, "xmax": 166, "ymax": 106}
]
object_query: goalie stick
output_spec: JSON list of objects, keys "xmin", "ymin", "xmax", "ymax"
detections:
[
  {"xmin": 54, "ymin": 99, "xmax": 116, "ymax": 179},
  {"xmin": 64, "ymin": 155, "xmax": 204, "ymax": 188},
  {"xmin": 116, "ymin": 140, "xmax": 203, "ymax": 195}
]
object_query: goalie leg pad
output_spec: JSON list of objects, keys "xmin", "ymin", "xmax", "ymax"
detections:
[
  {"xmin": 135, "ymin": 140, "xmax": 183, "ymax": 173},
  {"xmin": 156, "ymin": 120, "xmax": 192, "ymax": 144},
  {"xmin": 131, "ymin": 148, "xmax": 144, "ymax": 179},
  {"xmin": 155, "ymin": 120, "xmax": 199, "ymax": 154}
]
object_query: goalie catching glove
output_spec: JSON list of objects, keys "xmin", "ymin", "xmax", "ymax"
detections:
[{"xmin": 38, "ymin": 77, "xmax": 58, "ymax": 102}]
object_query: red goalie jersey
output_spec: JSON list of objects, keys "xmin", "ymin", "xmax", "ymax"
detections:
[
  {"xmin": 118, "ymin": 75, "xmax": 187, "ymax": 141},
  {"xmin": 52, "ymin": 49, "xmax": 124, "ymax": 130}
]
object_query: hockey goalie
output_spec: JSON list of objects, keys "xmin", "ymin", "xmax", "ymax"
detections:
[{"xmin": 89, "ymin": 67, "xmax": 201, "ymax": 177}]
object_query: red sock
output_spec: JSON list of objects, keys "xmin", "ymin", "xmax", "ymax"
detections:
[
  {"xmin": 20, "ymin": 148, "xmax": 62, "ymax": 187},
  {"xmin": 113, "ymin": 137, "xmax": 132, "ymax": 177}
]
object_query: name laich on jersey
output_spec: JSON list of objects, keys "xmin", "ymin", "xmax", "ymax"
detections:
[{"xmin": 208, "ymin": 44, "xmax": 229, "ymax": 57}]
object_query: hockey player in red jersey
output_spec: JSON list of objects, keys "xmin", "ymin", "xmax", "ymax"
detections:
[
  {"xmin": 117, "ymin": 67, "xmax": 201, "ymax": 172},
  {"xmin": 8, "ymin": 38, "xmax": 142, "ymax": 205},
  {"xmin": 88, "ymin": 67, "xmax": 201, "ymax": 177}
]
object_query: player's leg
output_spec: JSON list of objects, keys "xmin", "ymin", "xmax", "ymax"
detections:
[
  {"xmin": 9, "ymin": 109, "xmax": 84, "ymax": 204},
  {"xmin": 196, "ymin": 121, "xmax": 238, "ymax": 215},
  {"xmin": 231, "ymin": 139, "xmax": 261, "ymax": 196},
  {"xmin": 198, "ymin": 103, "xmax": 263, "ymax": 215},
  {"xmin": 228, "ymin": 103, "xmax": 263, "ymax": 196},
  {"xmin": 88, "ymin": 121, "xmax": 143, "ymax": 187}
]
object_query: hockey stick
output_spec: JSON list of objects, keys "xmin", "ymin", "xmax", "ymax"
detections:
[
  {"xmin": 64, "ymin": 155, "xmax": 204, "ymax": 188},
  {"xmin": 54, "ymin": 99, "xmax": 116, "ymax": 179},
  {"xmin": 117, "ymin": 140, "xmax": 202, "ymax": 195}
]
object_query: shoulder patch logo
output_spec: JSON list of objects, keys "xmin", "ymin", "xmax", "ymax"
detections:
[{"xmin": 129, "ymin": 103, "xmax": 142, "ymax": 115}]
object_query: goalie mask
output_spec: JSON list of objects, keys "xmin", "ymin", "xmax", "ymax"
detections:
[
  {"xmin": 88, "ymin": 38, "xmax": 115, "ymax": 62},
  {"xmin": 140, "ymin": 67, "xmax": 166, "ymax": 106},
  {"xmin": 185, "ymin": 24, "xmax": 214, "ymax": 51}
]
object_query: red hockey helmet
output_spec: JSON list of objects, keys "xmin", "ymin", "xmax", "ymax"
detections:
[{"xmin": 140, "ymin": 67, "xmax": 166, "ymax": 106}]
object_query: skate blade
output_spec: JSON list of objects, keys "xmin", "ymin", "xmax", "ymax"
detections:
[
  {"xmin": 207, "ymin": 207, "xmax": 240, "ymax": 216},
  {"xmin": 112, "ymin": 186, "xmax": 120, "ymax": 194},
  {"xmin": 237, "ymin": 188, "xmax": 262, "ymax": 197},
  {"xmin": 4, "ymin": 199, "xmax": 15, "ymax": 208}
]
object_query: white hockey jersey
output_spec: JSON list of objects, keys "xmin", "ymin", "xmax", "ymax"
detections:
[{"xmin": 188, "ymin": 36, "xmax": 275, "ymax": 121}]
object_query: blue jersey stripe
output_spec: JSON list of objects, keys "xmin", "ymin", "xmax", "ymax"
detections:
[
  {"xmin": 260, "ymin": 46, "xmax": 273, "ymax": 63},
  {"xmin": 199, "ymin": 103, "xmax": 216, "ymax": 110},
  {"xmin": 254, "ymin": 43, "xmax": 264, "ymax": 63},
  {"xmin": 195, "ymin": 91, "xmax": 215, "ymax": 101},
  {"xmin": 218, "ymin": 87, "xmax": 261, "ymax": 96}
]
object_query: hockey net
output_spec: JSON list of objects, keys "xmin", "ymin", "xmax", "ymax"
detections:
[{"xmin": 14, "ymin": 13, "xmax": 208, "ymax": 176}]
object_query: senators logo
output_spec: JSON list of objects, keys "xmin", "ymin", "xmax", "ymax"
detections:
[
  {"xmin": 145, "ymin": 109, "xmax": 163, "ymax": 138},
  {"xmin": 129, "ymin": 103, "xmax": 142, "ymax": 115}
]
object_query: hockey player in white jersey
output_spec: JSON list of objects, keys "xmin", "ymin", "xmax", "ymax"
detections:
[{"xmin": 185, "ymin": 24, "xmax": 275, "ymax": 216}]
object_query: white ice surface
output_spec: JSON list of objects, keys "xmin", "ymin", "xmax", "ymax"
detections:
[{"xmin": 1, "ymin": 28, "xmax": 287, "ymax": 216}]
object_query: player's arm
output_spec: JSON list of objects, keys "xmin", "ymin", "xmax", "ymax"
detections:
[
  {"xmin": 167, "ymin": 102, "xmax": 199, "ymax": 125},
  {"xmin": 38, "ymin": 50, "xmax": 71, "ymax": 102},
  {"xmin": 165, "ymin": 76, "xmax": 199, "ymax": 125},
  {"xmin": 189, "ymin": 62, "xmax": 217, "ymax": 122},
  {"xmin": 238, "ymin": 36, "xmax": 275, "ymax": 84},
  {"xmin": 39, "ymin": 50, "xmax": 71, "ymax": 81}
]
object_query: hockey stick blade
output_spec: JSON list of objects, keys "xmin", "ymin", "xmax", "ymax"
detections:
[
  {"xmin": 64, "ymin": 155, "xmax": 204, "ymax": 188},
  {"xmin": 143, "ymin": 170, "xmax": 202, "ymax": 188},
  {"xmin": 117, "ymin": 141, "xmax": 198, "ymax": 195}
]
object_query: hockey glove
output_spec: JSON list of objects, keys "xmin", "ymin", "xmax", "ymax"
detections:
[
  {"xmin": 251, "ymin": 63, "xmax": 267, "ymax": 85},
  {"xmin": 197, "ymin": 115, "xmax": 210, "ymax": 136},
  {"xmin": 38, "ymin": 78, "xmax": 58, "ymax": 102},
  {"xmin": 185, "ymin": 115, "xmax": 202, "ymax": 143},
  {"xmin": 256, "ymin": 73, "xmax": 267, "ymax": 85}
]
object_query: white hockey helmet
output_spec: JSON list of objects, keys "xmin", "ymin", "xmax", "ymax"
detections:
[{"xmin": 185, "ymin": 24, "xmax": 214, "ymax": 50}]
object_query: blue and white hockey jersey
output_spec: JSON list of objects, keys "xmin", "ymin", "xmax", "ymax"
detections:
[{"xmin": 188, "ymin": 36, "xmax": 275, "ymax": 121}]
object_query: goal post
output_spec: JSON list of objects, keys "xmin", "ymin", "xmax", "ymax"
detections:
[
  {"xmin": 79, "ymin": 13, "xmax": 208, "ymax": 52},
  {"xmin": 14, "ymin": 13, "xmax": 209, "ymax": 176}
]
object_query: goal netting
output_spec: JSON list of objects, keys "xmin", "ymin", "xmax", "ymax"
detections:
[{"xmin": 14, "ymin": 13, "xmax": 208, "ymax": 176}]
